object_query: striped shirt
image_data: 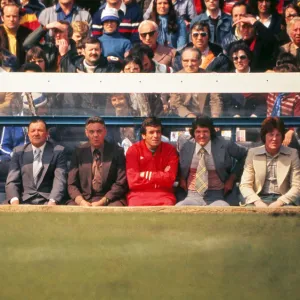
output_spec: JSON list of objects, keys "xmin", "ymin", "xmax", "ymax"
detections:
[{"xmin": 267, "ymin": 93, "xmax": 300, "ymax": 117}]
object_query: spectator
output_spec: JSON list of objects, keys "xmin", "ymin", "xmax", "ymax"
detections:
[
  {"xmin": 144, "ymin": 0, "xmax": 196, "ymax": 25},
  {"xmin": 0, "ymin": 3, "xmax": 32, "ymax": 65},
  {"xmin": 5, "ymin": 119, "xmax": 67, "ymax": 205},
  {"xmin": 249, "ymin": 0, "xmax": 282, "ymax": 35},
  {"xmin": 174, "ymin": 20, "xmax": 232, "ymax": 72},
  {"xmin": 25, "ymin": 45, "xmax": 47, "ymax": 71},
  {"xmin": 281, "ymin": 16, "xmax": 300, "ymax": 67},
  {"xmin": 122, "ymin": 55, "xmax": 143, "ymax": 72},
  {"xmin": 0, "ymin": 46, "xmax": 18, "ymax": 70},
  {"xmin": 67, "ymin": 116, "xmax": 128, "ymax": 206},
  {"xmin": 138, "ymin": 20, "xmax": 176, "ymax": 67},
  {"xmin": 277, "ymin": 3, "xmax": 300, "ymax": 45},
  {"xmin": 38, "ymin": 0, "xmax": 91, "ymax": 26},
  {"xmin": 240, "ymin": 117, "xmax": 300, "ymax": 207},
  {"xmin": 229, "ymin": 40, "xmax": 251, "ymax": 73},
  {"xmin": 99, "ymin": 8, "xmax": 132, "ymax": 60},
  {"xmin": 18, "ymin": 0, "xmax": 45, "ymax": 30},
  {"xmin": 23, "ymin": 20, "xmax": 78, "ymax": 72},
  {"xmin": 232, "ymin": 14, "xmax": 279, "ymax": 71},
  {"xmin": 91, "ymin": 0, "xmax": 143, "ymax": 43},
  {"xmin": 149, "ymin": 0, "xmax": 187, "ymax": 50},
  {"xmin": 126, "ymin": 117, "xmax": 178, "ymax": 206},
  {"xmin": 191, "ymin": 0, "xmax": 232, "ymax": 45},
  {"xmin": 18, "ymin": 0, "xmax": 45, "ymax": 16},
  {"xmin": 170, "ymin": 47, "xmax": 222, "ymax": 118},
  {"xmin": 176, "ymin": 116, "xmax": 247, "ymax": 206},
  {"xmin": 70, "ymin": 20, "xmax": 89, "ymax": 46}
]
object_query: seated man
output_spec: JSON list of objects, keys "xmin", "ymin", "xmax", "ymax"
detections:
[
  {"xmin": 68, "ymin": 116, "xmax": 127, "ymax": 206},
  {"xmin": 176, "ymin": 116, "xmax": 247, "ymax": 206},
  {"xmin": 240, "ymin": 117, "xmax": 300, "ymax": 207},
  {"xmin": 126, "ymin": 117, "xmax": 178, "ymax": 206},
  {"xmin": 5, "ymin": 119, "xmax": 67, "ymax": 205}
]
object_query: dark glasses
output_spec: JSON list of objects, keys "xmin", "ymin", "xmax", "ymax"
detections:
[
  {"xmin": 232, "ymin": 55, "xmax": 247, "ymax": 61},
  {"xmin": 140, "ymin": 30, "xmax": 156, "ymax": 38},
  {"xmin": 192, "ymin": 32, "xmax": 208, "ymax": 38}
]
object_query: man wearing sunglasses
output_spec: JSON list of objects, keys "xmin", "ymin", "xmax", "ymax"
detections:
[{"xmin": 138, "ymin": 20, "xmax": 176, "ymax": 68}]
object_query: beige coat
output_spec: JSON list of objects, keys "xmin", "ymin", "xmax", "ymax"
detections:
[{"xmin": 240, "ymin": 145, "xmax": 300, "ymax": 205}]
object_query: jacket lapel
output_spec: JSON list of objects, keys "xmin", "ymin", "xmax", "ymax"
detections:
[
  {"xmin": 253, "ymin": 152, "xmax": 266, "ymax": 193},
  {"xmin": 36, "ymin": 142, "xmax": 53, "ymax": 188},
  {"xmin": 276, "ymin": 154, "xmax": 290, "ymax": 189},
  {"xmin": 102, "ymin": 141, "xmax": 113, "ymax": 185},
  {"xmin": 23, "ymin": 143, "xmax": 34, "ymax": 183}
]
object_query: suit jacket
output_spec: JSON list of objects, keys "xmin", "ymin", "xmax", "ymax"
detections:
[
  {"xmin": 0, "ymin": 25, "xmax": 32, "ymax": 65},
  {"xmin": 68, "ymin": 141, "xmax": 128, "ymax": 201},
  {"xmin": 5, "ymin": 141, "xmax": 67, "ymax": 203},
  {"xmin": 240, "ymin": 146, "xmax": 300, "ymax": 205},
  {"xmin": 179, "ymin": 136, "xmax": 247, "ymax": 184},
  {"xmin": 154, "ymin": 44, "xmax": 176, "ymax": 67}
]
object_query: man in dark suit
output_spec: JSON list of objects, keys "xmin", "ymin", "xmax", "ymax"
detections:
[
  {"xmin": 67, "ymin": 116, "xmax": 127, "ymax": 206},
  {"xmin": 176, "ymin": 116, "xmax": 248, "ymax": 206},
  {"xmin": 5, "ymin": 119, "xmax": 67, "ymax": 205}
]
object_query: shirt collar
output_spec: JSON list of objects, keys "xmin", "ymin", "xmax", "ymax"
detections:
[
  {"xmin": 257, "ymin": 145, "xmax": 289, "ymax": 156},
  {"xmin": 235, "ymin": 67, "xmax": 251, "ymax": 73},
  {"xmin": 106, "ymin": 1, "xmax": 126, "ymax": 14},
  {"xmin": 206, "ymin": 9, "xmax": 221, "ymax": 18},
  {"xmin": 196, "ymin": 140, "xmax": 212, "ymax": 155},
  {"xmin": 55, "ymin": 3, "xmax": 78, "ymax": 13},
  {"xmin": 32, "ymin": 142, "xmax": 46, "ymax": 154},
  {"xmin": 91, "ymin": 144, "xmax": 104, "ymax": 156}
]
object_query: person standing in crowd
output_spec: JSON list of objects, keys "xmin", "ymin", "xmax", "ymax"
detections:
[
  {"xmin": 38, "ymin": 0, "xmax": 91, "ymax": 26},
  {"xmin": 99, "ymin": 8, "xmax": 132, "ymax": 60},
  {"xmin": 0, "ymin": 2, "xmax": 32, "ymax": 65},
  {"xmin": 148, "ymin": 0, "xmax": 187, "ymax": 50},
  {"xmin": 122, "ymin": 55, "xmax": 143, "ymax": 72},
  {"xmin": 240, "ymin": 117, "xmax": 300, "ymax": 207},
  {"xmin": 174, "ymin": 20, "xmax": 232, "ymax": 72},
  {"xmin": 70, "ymin": 20, "xmax": 89, "ymax": 47},
  {"xmin": 126, "ymin": 117, "xmax": 178, "ymax": 206},
  {"xmin": 5, "ymin": 119, "xmax": 67, "ymax": 205},
  {"xmin": 281, "ymin": 17, "xmax": 300, "ymax": 67},
  {"xmin": 18, "ymin": 0, "xmax": 45, "ymax": 17},
  {"xmin": 191, "ymin": 0, "xmax": 232, "ymax": 45},
  {"xmin": 170, "ymin": 47, "xmax": 222, "ymax": 118},
  {"xmin": 232, "ymin": 14, "xmax": 279, "ymax": 71},
  {"xmin": 143, "ymin": 0, "xmax": 196, "ymax": 25},
  {"xmin": 25, "ymin": 45, "xmax": 47, "ymax": 70},
  {"xmin": 23, "ymin": 20, "xmax": 78, "ymax": 71},
  {"xmin": 138, "ymin": 20, "xmax": 176, "ymax": 67},
  {"xmin": 249, "ymin": 0, "xmax": 282, "ymax": 35},
  {"xmin": 176, "ymin": 116, "xmax": 247, "ymax": 206},
  {"xmin": 91, "ymin": 0, "xmax": 143, "ymax": 43},
  {"xmin": 68, "ymin": 116, "xmax": 128, "ymax": 206}
]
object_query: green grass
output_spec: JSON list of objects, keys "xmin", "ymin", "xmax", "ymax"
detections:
[{"xmin": 0, "ymin": 213, "xmax": 300, "ymax": 300}]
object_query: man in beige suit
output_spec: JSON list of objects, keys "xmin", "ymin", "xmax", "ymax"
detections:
[
  {"xmin": 240, "ymin": 117, "xmax": 300, "ymax": 207},
  {"xmin": 169, "ymin": 47, "xmax": 222, "ymax": 118}
]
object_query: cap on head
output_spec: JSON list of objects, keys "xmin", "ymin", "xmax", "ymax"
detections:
[{"xmin": 101, "ymin": 8, "xmax": 119, "ymax": 24}]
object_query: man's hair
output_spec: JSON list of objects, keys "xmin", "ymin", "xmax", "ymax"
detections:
[
  {"xmin": 276, "ymin": 52, "xmax": 298, "ymax": 67},
  {"xmin": 273, "ymin": 63, "xmax": 299, "ymax": 72},
  {"xmin": 20, "ymin": 62, "xmax": 42, "ymax": 72},
  {"xmin": 130, "ymin": 44, "xmax": 154, "ymax": 60},
  {"xmin": 287, "ymin": 16, "xmax": 300, "ymax": 37},
  {"xmin": 85, "ymin": 116, "xmax": 106, "ymax": 127},
  {"xmin": 228, "ymin": 41, "xmax": 252, "ymax": 62},
  {"xmin": 28, "ymin": 119, "xmax": 48, "ymax": 130},
  {"xmin": 260, "ymin": 117, "xmax": 285, "ymax": 144},
  {"xmin": 200, "ymin": 0, "xmax": 224, "ymax": 11},
  {"xmin": 140, "ymin": 117, "xmax": 162, "ymax": 135},
  {"xmin": 181, "ymin": 47, "xmax": 202, "ymax": 61},
  {"xmin": 71, "ymin": 21, "xmax": 89, "ymax": 36},
  {"xmin": 190, "ymin": 20, "xmax": 211, "ymax": 39},
  {"xmin": 282, "ymin": 4, "xmax": 300, "ymax": 27},
  {"xmin": 231, "ymin": 1, "xmax": 250, "ymax": 15},
  {"xmin": 57, "ymin": 20, "xmax": 73, "ymax": 38},
  {"xmin": 25, "ymin": 46, "xmax": 47, "ymax": 65},
  {"xmin": 83, "ymin": 36, "xmax": 101, "ymax": 48},
  {"xmin": 189, "ymin": 116, "xmax": 217, "ymax": 139},
  {"xmin": 122, "ymin": 55, "xmax": 143, "ymax": 72},
  {"xmin": 138, "ymin": 20, "xmax": 158, "ymax": 33},
  {"xmin": 1, "ymin": 2, "xmax": 20, "ymax": 15}
]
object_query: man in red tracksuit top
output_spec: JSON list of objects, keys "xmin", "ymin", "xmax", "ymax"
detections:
[{"xmin": 126, "ymin": 117, "xmax": 178, "ymax": 206}]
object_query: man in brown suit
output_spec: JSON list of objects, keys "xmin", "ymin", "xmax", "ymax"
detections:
[
  {"xmin": 67, "ymin": 116, "xmax": 128, "ymax": 206},
  {"xmin": 0, "ymin": 3, "xmax": 32, "ymax": 65},
  {"xmin": 169, "ymin": 47, "xmax": 222, "ymax": 118}
]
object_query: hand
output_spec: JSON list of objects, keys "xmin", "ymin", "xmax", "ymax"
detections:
[
  {"xmin": 254, "ymin": 200, "xmax": 268, "ymax": 208},
  {"xmin": 107, "ymin": 56, "xmax": 120, "ymax": 62},
  {"xmin": 163, "ymin": 104, "xmax": 169, "ymax": 113},
  {"xmin": 47, "ymin": 201, "xmax": 57, "ymax": 206},
  {"xmin": 179, "ymin": 178, "xmax": 187, "ymax": 191},
  {"xmin": 223, "ymin": 178, "xmax": 235, "ymax": 195},
  {"xmin": 233, "ymin": 15, "xmax": 257, "ymax": 27},
  {"xmin": 164, "ymin": 165, "xmax": 170, "ymax": 172},
  {"xmin": 140, "ymin": 172, "xmax": 145, "ymax": 178},
  {"xmin": 91, "ymin": 197, "xmax": 107, "ymax": 207},
  {"xmin": 268, "ymin": 200, "xmax": 285, "ymax": 208},
  {"xmin": 56, "ymin": 39, "xmax": 69, "ymax": 56},
  {"xmin": 79, "ymin": 199, "xmax": 92, "ymax": 207},
  {"xmin": 10, "ymin": 200, "xmax": 20, "ymax": 206},
  {"xmin": 46, "ymin": 21, "xmax": 67, "ymax": 32},
  {"xmin": 282, "ymin": 129, "xmax": 294, "ymax": 146}
]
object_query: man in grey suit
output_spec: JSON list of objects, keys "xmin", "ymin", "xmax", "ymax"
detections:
[
  {"xmin": 5, "ymin": 119, "xmax": 67, "ymax": 205},
  {"xmin": 176, "ymin": 116, "xmax": 247, "ymax": 206}
]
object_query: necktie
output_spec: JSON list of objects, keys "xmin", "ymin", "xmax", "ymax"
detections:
[
  {"xmin": 271, "ymin": 93, "xmax": 286, "ymax": 117},
  {"xmin": 195, "ymin": 147, "xmax": 208, "ymax": 195},
  {"xmin": 92, "ymin": 149, "xmax": 102, "ymax": 192},
  {"xmin": 33, "ymin": 148, "xmax": 43, "ymax": 185}
]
